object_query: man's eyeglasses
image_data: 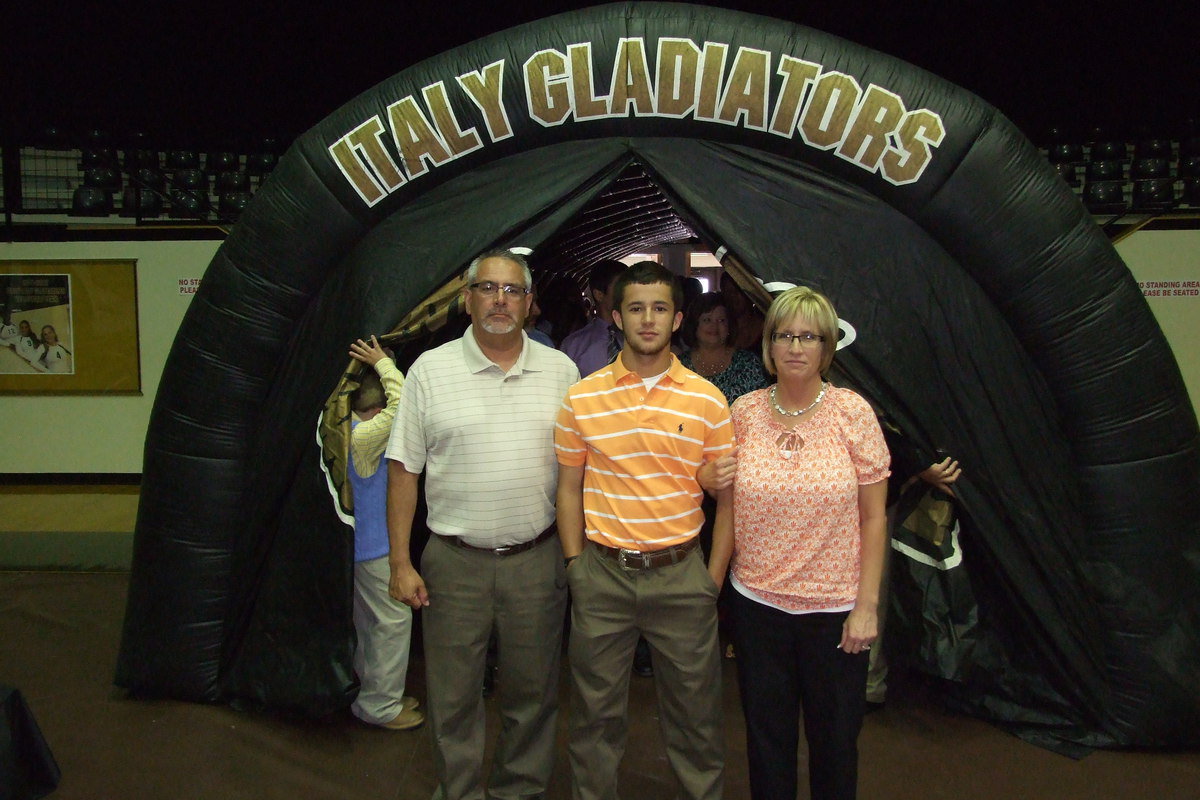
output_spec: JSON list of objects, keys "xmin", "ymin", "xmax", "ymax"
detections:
[
  {"xmin": 770, "ymin": 332, "xmax": 825, "ymax": 348},
  {"xmin": 469, "ymin": 282, "xmax": 531, "ymax": 297}
]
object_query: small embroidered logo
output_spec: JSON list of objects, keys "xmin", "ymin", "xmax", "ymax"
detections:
[{"xmin": 677, "ymin": 423, "xmax": 683, "ymax": 433}]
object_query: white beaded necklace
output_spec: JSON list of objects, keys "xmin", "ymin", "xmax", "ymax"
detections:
[{"xmin": 770, "ymin": 382, "xmax": 827, "ymax": 417}]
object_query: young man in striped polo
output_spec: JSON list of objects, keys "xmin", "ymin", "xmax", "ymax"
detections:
[{"xmin": 555, "ymin": 261, "xmax": 734, "ymax": 800}]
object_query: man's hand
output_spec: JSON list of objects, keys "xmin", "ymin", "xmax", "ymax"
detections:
[
  {"xmin": 698, "ymin": 446, "xmax": 738, "ymax": 493},
  {"xmin": 919, "ymin": 456, "xmax": 961, "ymax": 496},
  {"xmin": 389, "ymin": 561, "xmax": 430, "ymax": 609},
  {"xmin": 349, "ymin": 335, "xmax": 388, "ymax": 368}
]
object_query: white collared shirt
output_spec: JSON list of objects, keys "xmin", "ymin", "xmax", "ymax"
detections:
[{"xmin": 386, "ymin": 330, "xmax": 579, "ymax": 547}]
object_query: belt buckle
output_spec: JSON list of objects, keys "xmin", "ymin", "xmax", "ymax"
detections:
[{"xmin": 617, "ymin": 548, "xmax": 645, "ymax": 571}]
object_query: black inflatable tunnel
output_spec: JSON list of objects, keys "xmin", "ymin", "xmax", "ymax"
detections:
[{"xmin": 116, "ymin": 2, "xmax": 1200, "ymax": 751}]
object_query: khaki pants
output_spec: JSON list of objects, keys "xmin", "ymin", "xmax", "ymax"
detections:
[
  {"xmin": 422, "ymin": 533, "xmax": 568, "ymax": 800},
  {"xmin": 566, "ymin": 544, "xmax": 724, "ymax": 800},
  {"xmin": 350, "ymin": 556, "xmax": 414, "ymax": 725}
]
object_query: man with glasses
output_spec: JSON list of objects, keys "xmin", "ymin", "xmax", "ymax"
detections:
[{"xmin": 386, "ymin": 249, "xmax": 579, "ymax": 800}]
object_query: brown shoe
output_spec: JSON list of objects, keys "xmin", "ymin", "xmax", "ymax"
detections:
[
  {"xmin": 402, "ymin": 696, "xmax": 420, "ymax": 712},
  {"xmin": 380, "ymin": 707, "xmax": 425, "ymax": 731}
]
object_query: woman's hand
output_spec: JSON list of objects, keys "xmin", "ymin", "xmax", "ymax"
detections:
[{"xmin": 839, "ymin": 605, "xmax": 878, "ymax": 655}]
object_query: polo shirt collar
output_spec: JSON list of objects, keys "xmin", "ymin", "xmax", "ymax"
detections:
[
  {"xmin": 462, "ymin": 328, "xmax": 538, "ymax": 375},
  {"xmin": 611, "ymin": 351, "xmax": 686, "ymax": 385}
]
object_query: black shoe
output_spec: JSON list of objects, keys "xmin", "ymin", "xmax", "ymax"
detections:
[{"xmin": 633, "ymin": 638, "xmax": 653, "ymax": 677}]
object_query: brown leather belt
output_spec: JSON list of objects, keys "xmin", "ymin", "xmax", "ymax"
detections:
[
  {"xmin": 593, "ymin": 537, "xmax": 698, "ymax": 570},
  {"xmin": 440, "ymin": 525, "xmax": 555, "ymax": 556}
]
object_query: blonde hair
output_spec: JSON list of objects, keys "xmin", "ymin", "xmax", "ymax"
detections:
[{"xmin": 761, "ymin": 286, "xmax": 839, "ymax": 376}]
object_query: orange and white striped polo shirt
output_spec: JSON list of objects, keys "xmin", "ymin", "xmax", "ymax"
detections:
[{"xmin": 555, "ymin": 354, "xmax": 734, "ymax": 551}]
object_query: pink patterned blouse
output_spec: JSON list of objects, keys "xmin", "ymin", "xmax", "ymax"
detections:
[{"xmin": 730, "ymin": 384, "xmax": 890, "ymax": 612}]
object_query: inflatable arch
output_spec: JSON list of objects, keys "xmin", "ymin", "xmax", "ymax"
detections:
[{"xmin": 117, "ymin": 2, "xmax": 1200, "ymax": 750}]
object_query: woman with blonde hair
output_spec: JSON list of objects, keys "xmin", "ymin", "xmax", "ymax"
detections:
[{"xmin": 728, "ymin": 286, "xmax": 890, "ymax": 800}]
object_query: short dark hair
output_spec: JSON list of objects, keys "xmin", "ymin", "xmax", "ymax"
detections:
[
  {"xmin": 588, "ymin": 259, "xmax": 628, "ymax": 294},
  {"xmin": 612, "ymin": 261, "xmax": 682, "ymax": 311},
  {"xmin": 681, "ymin": 292, "xmax": 736, "ymax": 349}
]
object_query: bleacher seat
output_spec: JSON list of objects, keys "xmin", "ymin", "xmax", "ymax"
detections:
[
  {"xmin": 1052, "ymin": 162, "xmax": 1080, "ymax": 186},
  {"xmin": 120, "ymin": 187, "xmax": 164, "ymax": 218},
  {"xmin": 1131, "ymin": 179, "xmax": 1175, "ymax": 211},
  {"xmin": 166, "ymin": 150, "xmax": 201, "ymax": 170},
  {"xmin": 133, "ymin": 166, "xmax": 167, "ymax": 192},
  {"xmin": 218, "ymin": 191, "xmax": 253, "ymax": 220},
  {"xmin": 1086, "ymin": 159, "xmax": 1123, "ymax": 182},
  {"xmin": 72, "ymin": 185, "xmax": 113, "ymax": 216},
  {"xmin": 1048, "ymin": 142, "xmax": 1084, "ymax": 164},
  {"xmin": 1180, "ymin": 179, "xmax": 1200, "ymax": 207},
  {"xmin": 1090, "ymin": 139, "xmax": 1128, "ymax": 162},
  {"xmin": 1082, "ymin": 180, "xmax": 1126, "ymax": 214},
  {"xmin": 246, "ymin": 140, "xmax": 280, "ymax": 176},
  {"xmin": 83, "ymin": 166, "xmax": 121, "ymax": 191},
  {"xmin": 124, "ymin": 149, "xmax": 160, "ymax": 172},
  {"xmin": 206, "ymin": 151, "xmax": 239, "ymax": 175},
  {"xmin": 172, "ymin": 168, "xmax": 207, "ymax": 190},
  {"xmin": 1134, "ymin": 138, "xmax": 1173, "ymax": 160},
  {"xmin": 1131, "ymin": 158, "xmax": 1171, "ymax": 179},
  {"xmin": 169, "ymin": 188, "xmax": 209, "ymax": 217},
  {"xmin": 216, "ymin": 170, "xmax": 250, "ymax": 192}
]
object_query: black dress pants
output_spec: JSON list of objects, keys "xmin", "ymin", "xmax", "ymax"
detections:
[{"xmin": 730, "ymin": 589, "xmax": 868, "ymax": 800}]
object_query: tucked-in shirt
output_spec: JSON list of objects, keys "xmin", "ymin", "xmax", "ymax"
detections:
[
  {"xmin": 555, "ymin": 354, "xmax": 733, "ymax": 551},
  {"xmin": 386, "ymin": 330, "xmax": 579, "ymax": 547},
  {"xmin": 730, "ymin": 385, "xmax": 890, "ymax": 611}
]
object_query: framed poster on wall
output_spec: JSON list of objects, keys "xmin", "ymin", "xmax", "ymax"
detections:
[{"xmin": 0, "ymin": 259, "xmax": 141, "ymax": 394}]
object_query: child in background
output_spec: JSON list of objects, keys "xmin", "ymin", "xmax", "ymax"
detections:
[{"xmin": 347, "ymin": 335, "xmax": 424, "ymax": 730}]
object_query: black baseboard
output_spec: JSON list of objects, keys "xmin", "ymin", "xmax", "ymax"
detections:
[{"xmin": 0, "ymin": 473, "xmax": 141, "ymax": 486}]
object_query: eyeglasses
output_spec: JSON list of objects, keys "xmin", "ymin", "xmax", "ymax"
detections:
[
  {"xmin": 770, "ymin": 331, "xmax": 825, "ymax": 348},
  {"xmin": 469, "ymin": 281, "xmax": 530, "ymax": 297}
]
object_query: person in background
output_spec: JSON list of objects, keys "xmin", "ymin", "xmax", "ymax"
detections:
[
  {"xmin": 346, "ymin": 335, "xmax": 424, "ymax": 731},
  {"xmin": 720, "ymin": 271, "xmax": 765, "ymax": 350},
  {"xmin": 14, "ymin": 320, "xmax": 40, "ymax": 363},
  {"xmin": 726, "ymin": 286, "xmax": 889, "ymax": 800},
  {"xmin": 524, "ymin": 279, "xmax": 554, "ymax": 347},
  {"xmin": 537, "ymin": 272, "xmax": 589, "ymax": 347},
  {"xmin": 36, "ymin": 325, "xmax": 71, "ymax": 373},
  {"xmin": 560, "ymin": 259, "xmax": 627, "ymax": 376},
  {"xmin": 0, "ymin": 307, "xmax": 18, "ymax": 348},
  {"xmin": 865, "ymin": 434, "xmax": 961, "ymax": 711},
  {"xmin": 681, "ymin": 292, "xmax": 770, "ymax": 405}
]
